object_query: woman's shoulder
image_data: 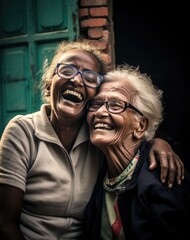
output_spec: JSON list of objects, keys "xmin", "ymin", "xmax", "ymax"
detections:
[
  {"xmin": 8, "ymin": 111, "xmax": 39, "ymax": 131},
  {"xmin": 1, "ymin": 110, "xmax": 41, "ymax": 142}
]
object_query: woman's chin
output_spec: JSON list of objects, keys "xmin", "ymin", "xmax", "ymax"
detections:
[{"xmin": 90, "ymin": 135, "xmax": 110, "ymax": 147}]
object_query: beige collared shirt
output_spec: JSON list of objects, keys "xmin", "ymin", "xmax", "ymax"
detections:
[{"xmin": 0, "ymin": 104, "xmax": 104, "ymax": 239}]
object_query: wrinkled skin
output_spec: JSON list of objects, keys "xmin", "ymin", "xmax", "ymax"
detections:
[{"xmin": 87, "ymin": 79, "xmax": 184, "ymax": 185}]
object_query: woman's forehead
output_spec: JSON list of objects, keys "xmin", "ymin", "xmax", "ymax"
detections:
[
  {"xmin": 57, "ymin": 49, "xmax": 101, "ymax": 72},
  {"xmin": 59, "ymin": 49, "xmax": 96, "ymax": 62},
  {"xmin": 97, "ymin": 81, "xmax": 132, "ymax": 99},
  {"xmin": 100, "ymin": 80, "xmax": 132, "ymax": 91}
]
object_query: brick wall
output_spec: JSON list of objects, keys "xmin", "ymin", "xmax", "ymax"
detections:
[{"xmin": 79, "ymin": 0, "xmax": 114, "ymax": 70}]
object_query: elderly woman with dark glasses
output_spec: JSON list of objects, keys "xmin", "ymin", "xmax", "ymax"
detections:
[
  {"xmin": 0, "ymin": 41, "xmax": 184, "ymax": 239},
  {"xmin": 84, "ymin": 64, "xmax": 190, "ymax": 240}
]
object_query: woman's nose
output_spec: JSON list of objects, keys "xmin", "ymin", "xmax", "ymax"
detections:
[
  {"xmin": 69, "ymin": 72, "xmax": 84, "ymax": 87},
  {"xmin": 95, "ymin": 104, "xmax": 109, "ymax": 117}
]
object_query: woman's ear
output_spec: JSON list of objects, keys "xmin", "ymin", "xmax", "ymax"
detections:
[
  {"xmin": 45, "ymin": 84, "xmax": 51, "ymax": 96},
  {"xmin": 133, "ymin": 117, "xmax": 148, "ymax": 139}
]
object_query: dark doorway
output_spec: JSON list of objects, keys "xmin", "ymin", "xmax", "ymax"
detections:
[{"xmin": 113, "ymin": 1, "xmax": 188, "ymax": 169}]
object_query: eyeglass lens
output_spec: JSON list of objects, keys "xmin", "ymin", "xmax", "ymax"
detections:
[
  {"xmin": 56, "ymin": 64, "xmax": 103, "ymax": 88},
  {"xmin": 87, "ymin": 100, "xmax": 125, "ymax": 113},
  {"xmin": 87, "ymin": 99, "xmax": 143, "ymax": 115}
]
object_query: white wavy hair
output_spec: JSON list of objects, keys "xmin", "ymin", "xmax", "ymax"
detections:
[{"xmin": 104, "ymin": 64, "xmax": 163, "ymax": 141}]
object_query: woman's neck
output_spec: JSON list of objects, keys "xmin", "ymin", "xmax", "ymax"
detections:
[
  {"xmin": 50, "ymin": 112, "xmax": 83, "ymax": 153},
  {"xmin": 101, "ymin": 139, "xmax": 142, "ymax": 178}
]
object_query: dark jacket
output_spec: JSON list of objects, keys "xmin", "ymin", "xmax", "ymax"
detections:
[{"xmin": 83, "ymin": 142, "xmax": 190, "ymax": 240}]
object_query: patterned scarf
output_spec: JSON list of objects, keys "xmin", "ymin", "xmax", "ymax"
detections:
[{"xmin": 101, "ymin": 150, "xmax": 140, "ymax": 240}]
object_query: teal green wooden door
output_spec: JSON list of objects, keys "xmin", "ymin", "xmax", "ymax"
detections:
[{"xmin": 0, "ymin": 0, "xmax": 79, "ymax": 136}]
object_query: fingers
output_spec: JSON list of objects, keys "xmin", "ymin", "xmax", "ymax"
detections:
[
  {"xmin": 174, "ymin": 154, "xmax": 185, "ymax": 184},
  {"xmin": 149, "ymin": 147, "xmax": 168, "ymax": 184},
  {"xmin": 148, "ymin": 137, "xmax": 185, "ymax": 188},
  {"xmin": 158, "ymin": 151, "xmax": 170, "ymax": 185},
  {"xmin": 165, "ymin": 152, "xmax": 176, "ymax": 188},
  {"xmin": 148, "ymin": 151, "xmax": 157, "ymax": 170},
  {"xmin": 160, "ymin": 152, "xmax": 184, "ymax": 188}
]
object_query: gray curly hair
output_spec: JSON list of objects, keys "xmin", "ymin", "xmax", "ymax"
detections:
[{"xmin": 104, "ymin": 64, "xmax": 163, "ymax": 141}]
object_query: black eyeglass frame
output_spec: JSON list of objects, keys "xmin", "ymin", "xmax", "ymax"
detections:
[
  {"xmin": 54, "ymin": 63, "xmax": 104, "ymax": 88},
  {"xmin": 87, "ymin": 99, "xmax": 144, "ymax": 116}
]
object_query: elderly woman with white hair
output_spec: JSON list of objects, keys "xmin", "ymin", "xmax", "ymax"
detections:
[{"xmin": 84, "ymin": 64, "xmax": 190, "ymax": 240}]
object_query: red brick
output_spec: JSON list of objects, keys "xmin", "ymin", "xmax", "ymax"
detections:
[
  {"xmin": 80, "ymin": 18, "xmax": 108, "ymax": 28},
  {"xmin": 79, "ymin": 8, "xmax": 89, "ymax": 18},
  {"xmin": 89, "ymin": 7, "xmax": 108, "ymax": 17},
  {"xmin": 88, "ymin": 28, "xmax": 103, "ymax": 38}
]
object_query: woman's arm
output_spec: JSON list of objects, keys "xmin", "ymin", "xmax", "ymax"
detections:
[
  {"xmin": 149, "ymin": 138, "xmax": 184, "ymax": 188},
  {"xmin": 0, "ymin": 185, "xmax": 26, "ymax": 240},
  {"xmin": 0, "ymin": 117, "xmax": 32, "ymax": 239}
]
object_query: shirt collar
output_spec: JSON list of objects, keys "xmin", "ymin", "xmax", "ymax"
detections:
[{"xmin": 33, "ymin": 104, "xmax": 89, "ymax": 148}]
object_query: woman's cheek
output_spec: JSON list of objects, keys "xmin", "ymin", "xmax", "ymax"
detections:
[
  {"xmin": 87, "ymin": 88, "xmax": 98, "ymax": 101},
  {"xmin": 87, "ymin": 112, "xmax": 93, "ymax": 126}
]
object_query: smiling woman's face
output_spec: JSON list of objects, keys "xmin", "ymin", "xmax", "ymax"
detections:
[
  {"xmin": 50, "ymin": 49, "xmax": 102, "ymax": 122},
  {"xmin": 87, "ymin": 79, "xmax": 142, "ymax": 147}
]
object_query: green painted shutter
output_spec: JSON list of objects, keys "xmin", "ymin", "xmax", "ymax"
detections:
[{"xmin": 0, "ymin": 0, "xmax": 79, "ymax": 136}]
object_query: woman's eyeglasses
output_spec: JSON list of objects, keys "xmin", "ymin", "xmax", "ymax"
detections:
[
  {"xmin": 54, "ymin": 63, "xmax": 103, "ymax": 88},
  {"xmin": 87, "ymin": 99, "xmax": 144, "ymax": 115}
]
